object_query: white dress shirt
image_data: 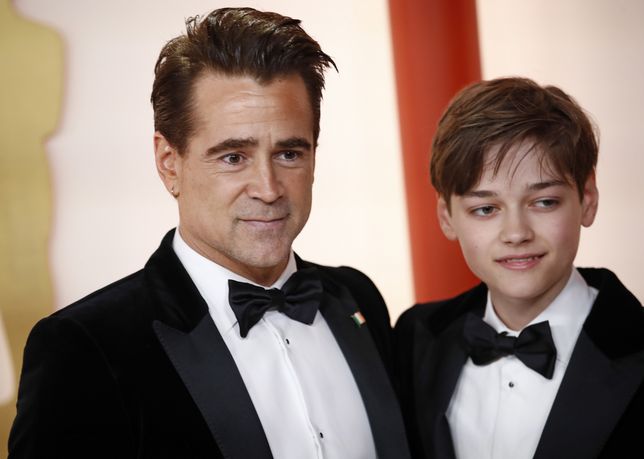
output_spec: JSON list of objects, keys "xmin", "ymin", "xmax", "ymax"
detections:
[
  {"xmin": 447, "ymin": 268, "xmax": 598, "ymax": 459},
  {"xmin": 172, "ymin": 231, "xmax": 377, "ymax": 459}
]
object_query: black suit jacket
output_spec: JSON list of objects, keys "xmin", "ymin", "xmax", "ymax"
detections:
[
  {"xmin": 395, "ymin": 268, "xmax": 644, "ymax": 459},
  {"xmin": 9, "ymin": 229, "xmax": 410, "ymax": 458}
]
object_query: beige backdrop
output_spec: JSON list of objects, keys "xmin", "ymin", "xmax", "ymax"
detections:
[{"xmin": 477, "ymin": 0, "xmax": 644, "ymax": 304}]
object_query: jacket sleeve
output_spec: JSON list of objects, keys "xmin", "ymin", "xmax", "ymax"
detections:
[{"xmin": 8, "ymin": 316, "xmax": 135, "ymax": 459}]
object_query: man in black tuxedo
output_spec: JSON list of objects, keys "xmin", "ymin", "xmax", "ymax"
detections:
[
  {"xmin": 8, "ymin": 8, "xmax": 409, "ymax": 458},
  {"xmin": 395, "ymin": 77, "xmax": 644, "ymax": 458}
]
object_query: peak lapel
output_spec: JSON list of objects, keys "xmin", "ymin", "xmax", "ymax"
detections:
[
  {"xmin": 535, "ymin": 268, "xmax": 644, "ymax": 458},
  {"xmin": 535, "ymin": 330, "xmax": 644, "ymax": 458},
  {"xmin": 154, "ymin": 317, "xmax": 272, "ymax": 459},
  {"xmin": 146, "ymin": 230, "xmax": 271, "ymax": 458},
  {"xmin": 414, "ymin": 314, "xmax": 469, "ymax": 459},
  {"xmin": 319, "ymin": 281, "xmax": 410, "ymax": 459}
]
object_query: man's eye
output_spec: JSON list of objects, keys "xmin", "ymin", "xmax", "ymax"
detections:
[
  {"xmin": 222, "ymin": 153, "xmax": 243, "ymax": 164},
  {"xmin": 472, "ymin": 206, "xmax": 496, "ymax": 216},
  {"xmin": 278, "ymin": 150, "xmax": 300, "ymax": 161}
]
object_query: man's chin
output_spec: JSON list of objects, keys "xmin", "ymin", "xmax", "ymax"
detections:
[
  {"xmin": 243, "ymin": 253, "xmax": 290, "ymax": 270},
  {"xmin": 234, "ymin": 242, "xmax": 291, "ymax": 267}
]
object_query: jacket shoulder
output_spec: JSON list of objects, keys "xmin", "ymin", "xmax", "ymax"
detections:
[
  {"xmin": 396, "ymin": 282, "xmax": 486, "ymax": 337},
  {"xmin": 301, "ymin": 260, "xmax": 387, "ymax": 313},
  {"xmin": 315, "ymin": 263, "xmax": 390, "ymax": 325},
  {"xmin": 302, "ymin": 260, "xmax": 395, "ymax": 368},
  {"xmin": 579, "ymin": 267, "xmax": 644, "ymax": 359},
  {"xmin": 52, "ymin": 268, "xmax": 148, "ymax": 325}
]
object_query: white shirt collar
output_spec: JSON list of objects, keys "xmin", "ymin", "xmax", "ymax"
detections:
[
  {"xmin": 171, "ymin": 228, "xmax": 298, "ymax": 335},
  {"xmin": 484, "ymin": 267, "xmax": 598, "ymax": 366}
]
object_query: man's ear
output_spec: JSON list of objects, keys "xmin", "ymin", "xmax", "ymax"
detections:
[
  {"xmin": 154, "ymin": 132, "xmax": 180, "ymax": 198},
  {"xmin": 437, "ymin": 196, "xmax": 457, "ymax": 240},
  {"xmin": 581, "ymin": 173, "xmax": 599, "ymax": 228}
]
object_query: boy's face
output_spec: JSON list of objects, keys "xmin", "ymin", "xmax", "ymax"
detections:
[{"xmin": 437, "ymin": 142, "xmax": 598, "ymax": 319}]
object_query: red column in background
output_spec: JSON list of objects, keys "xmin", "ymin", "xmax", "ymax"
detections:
[{"xmin": 389, "ymin": 0, "xmax": 481, "ymax": 302}]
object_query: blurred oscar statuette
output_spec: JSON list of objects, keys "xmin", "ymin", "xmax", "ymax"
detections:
[{"xmin": 0, "ymin": 0, "xmax": 62, "ymax": 454}]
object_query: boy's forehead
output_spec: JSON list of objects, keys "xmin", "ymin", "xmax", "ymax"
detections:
[{"xmin": 475, "ymin": 141, "xmax": 568, "ymax": 188}]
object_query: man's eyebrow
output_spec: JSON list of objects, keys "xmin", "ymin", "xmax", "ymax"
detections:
[
  {"xmin": 206, "ymin": 137, "xmax": 258, "ymax": 155},
  {"xmin": 205, "ymin": 137, "xmax": 312, "ymax": 155},
  {"xmin": 275, "ymin": 137, "xmax": 312, "ymax": 150}
]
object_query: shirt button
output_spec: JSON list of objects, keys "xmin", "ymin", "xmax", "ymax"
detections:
[
  {"xmin": 319, "ymin": 432, "xmax": 324, "ymax": 439},
  {"xmin": 285, "ymin": 338, "xmax": 290, "ymax": 345},
  {"xmin": 508, "ymin": 381, "xmax": 515, "ymax": 388}
]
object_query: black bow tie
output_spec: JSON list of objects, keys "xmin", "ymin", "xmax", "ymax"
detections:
[
  {"xmin": 462, "ymin": 313, "xmax": 557, "ymax": 379},
  {"xmin": 228, "ymin": 268, "xmax": 323, "ymax": 338}
]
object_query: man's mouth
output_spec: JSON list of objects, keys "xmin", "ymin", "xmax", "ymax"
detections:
[{"xmin": 239, "ymin": 216, "xmax": 287, "ymax": 229}]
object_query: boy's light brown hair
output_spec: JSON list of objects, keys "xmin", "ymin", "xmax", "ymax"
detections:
[{"xmin": 430, "ymin": 77, "xmax": 598, "ymax": 206}]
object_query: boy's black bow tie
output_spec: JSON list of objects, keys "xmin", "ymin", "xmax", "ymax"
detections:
[
  {"xmin": 228, "ymin": 268, "xmax": 323, "ymax": 338},
  {"xmin": 462, "ymin": 313, "xmax": 557, "ymax": 379}
]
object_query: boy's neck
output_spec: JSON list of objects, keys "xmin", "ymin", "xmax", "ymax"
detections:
[
  {"xmin": 491, "ymin": 301, "xmax": 550, "ymax": 331},
  {"xmin": 490, "ymin": 270, "xmax": 573, "ymax": 331}
]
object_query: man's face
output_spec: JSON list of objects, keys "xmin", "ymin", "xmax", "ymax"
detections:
[
  {"xmin": 437, "ymin": 143, "xmax": 598, "ymax": 324},
  {"xmin": 155, "ymin": 73, "xmax": 315, "ymax": 285}
]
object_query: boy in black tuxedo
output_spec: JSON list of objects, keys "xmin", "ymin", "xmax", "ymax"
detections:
[{"xmin": 396, "ymin": 77, "xmax": 644, "ymax": 459}]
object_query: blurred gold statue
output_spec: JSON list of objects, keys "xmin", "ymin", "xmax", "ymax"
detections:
[{"xmin": 0, "ymin": 0, "xmax": 62, "ymax": 454}]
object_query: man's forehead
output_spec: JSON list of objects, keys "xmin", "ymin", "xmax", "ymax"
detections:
[{"xmin": 186, "ymin": 73, "xmax": 314, "ymax": 140}]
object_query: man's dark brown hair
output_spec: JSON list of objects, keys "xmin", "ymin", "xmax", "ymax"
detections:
[
  {"xmin": 431, "ymin": 77, "xmax": 598, "ymax": 206},
  {"xmin": 151, "ymin": 7, "xmax": 336, "ymax": 153}
]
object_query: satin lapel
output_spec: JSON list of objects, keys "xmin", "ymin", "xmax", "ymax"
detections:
[
  {"xmin": 534, "ymin": 330, "xmax": 644, "ymax": 459},
  {"xmin": 319, "ymin": 284, "xmax": 410, "ymax": 459},
  {"xmin": 145, "ymin": 231, "xmax": 271, "ymax": 458},
  {"xmin": 153, "ymin": 316, "xmax": 272, "ymax": 459},
  {"xmin": 411, "ymin": 285, "xmax": 487, "ymax": 459},
  {"xmin": 535, "ymin": 268, "xmax": 644, "ymax": 458},
  {"xmin": 414, "ymin": 315, "xmax": 469, "ymax": 459}
]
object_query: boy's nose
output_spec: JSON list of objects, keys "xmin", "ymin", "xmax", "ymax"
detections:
[
  {"xmin": 246, "ymin": 160, "xmax": 283, "ymax": 203},
  {"xmin": 500, "ymin": 211, "xmax": 534, "ymax": 245}
]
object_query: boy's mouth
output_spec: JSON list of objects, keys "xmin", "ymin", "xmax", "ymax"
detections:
[{"xmin": 495, "ymin": 253, "xmax": 545, "ymax": 268}]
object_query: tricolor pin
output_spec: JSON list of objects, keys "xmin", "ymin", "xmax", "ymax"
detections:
[{"xmin": 350, "ymin": 311, "xmax": 366, "ymax": 327}]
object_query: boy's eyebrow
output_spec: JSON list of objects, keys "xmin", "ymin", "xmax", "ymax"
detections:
[
  {"xmin": 463, "ymin": 190, "xmax": 497, "ymax": 198},
  {"xmin": 527, "ymin": 179, "xmax": 568, "ymax": 191},
  {"xmin": 462, "ymin": 180, "xmax": 568, "ymax": 198}
]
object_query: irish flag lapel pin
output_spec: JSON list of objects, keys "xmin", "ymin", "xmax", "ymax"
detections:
[{"xmin": 350, "ymin": 311, "xmax": 366, "ymax": 328}]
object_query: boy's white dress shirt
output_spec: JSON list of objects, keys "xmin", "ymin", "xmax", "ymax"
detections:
[{"xmin": 447, "ymin": 268, "xmax": 598, "ymax": 459}]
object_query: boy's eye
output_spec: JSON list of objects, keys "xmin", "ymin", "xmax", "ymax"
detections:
[
  {"xmin": 471, "ymin": 206, "xmax": 496, "ymax": 216},
  {"xmin": 534, "ymin": 198, "xmax": 559, "ymax": 208}
]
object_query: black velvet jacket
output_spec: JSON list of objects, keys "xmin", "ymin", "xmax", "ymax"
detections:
[{"xmin": 9, "ymin": 229, "xmax": 410, "ymax": 459}]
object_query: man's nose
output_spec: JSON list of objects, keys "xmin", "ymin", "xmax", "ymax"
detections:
[{"xmin": 246, "ymin": 159, "xmax": 284, "ymax": 203}]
